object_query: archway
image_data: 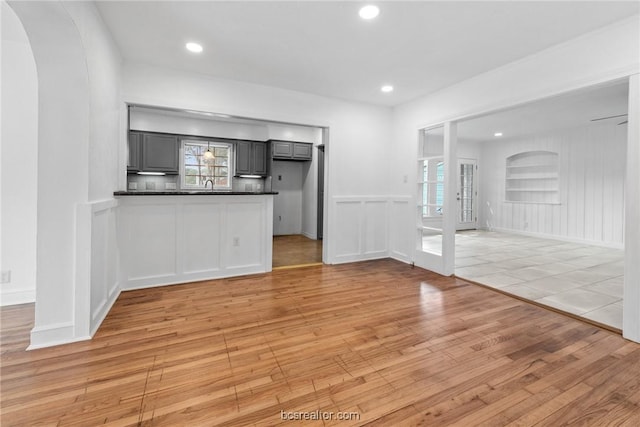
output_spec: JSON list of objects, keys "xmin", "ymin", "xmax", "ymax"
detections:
[{"xmin": 6, "ymin": 0, "xmax": 92, "ymax": 348}]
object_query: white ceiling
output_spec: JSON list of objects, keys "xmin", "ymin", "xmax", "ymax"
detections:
[
  {"xmin": 456, "ymin": 79, "xmax": 630, "ymax": 142},
  {"xmin": 95, "ymin": 1, "xmax": 639, "ymax": 107}
]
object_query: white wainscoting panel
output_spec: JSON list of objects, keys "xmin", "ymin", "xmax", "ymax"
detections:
[
  {"xmin": 86, "ymin": 199, "xmax": 121, "ymax": 337},
  {"xmin": 389, "ymin": 197, "xmax": 412, "ymax": 262},
  {"xmin": 332, "ymin": 197, "xmax": 390, "ymax": 264},
  {"xmin": 181, "ymin": 203, "xmax": 223, "ymax": 274},
  {"xmin": 364, "ymin": 200, "xmax": 388, "ymax": 256},
  {"xmin": 334, "ymin": 200, "xmax": 362, "ymax": 260},
  {"xmin": 225, "ymin": 202, "xmax": 264, "ymax": 269},
  {"xmin": 118, "ymin": 195, "xmax": 274, "ymax": 290},
  {"xmin": 122, "ymin": 203, "xmax": 178, "ymax": 282}
]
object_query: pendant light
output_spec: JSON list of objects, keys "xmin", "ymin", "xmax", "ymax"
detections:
[{"xmin": 203, "ymin": 142, "xmax": 215, "ymax": 161}]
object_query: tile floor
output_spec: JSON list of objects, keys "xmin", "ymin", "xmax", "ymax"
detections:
[{"xmin": 454, "ymin": 230, "xmax": 624, "ymax": 330}]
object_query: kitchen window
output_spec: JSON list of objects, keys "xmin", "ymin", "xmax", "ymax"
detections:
[{"xmin": 181, "ymin": 140, "xmax": 232, "ymax": 190}]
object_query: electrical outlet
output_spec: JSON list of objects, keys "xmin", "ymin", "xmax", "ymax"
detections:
[
  {"xmin": 233, "ymin": 237, "xmax": 240, "ymax": 247},
  {"xmin": 1, "ymin": 270, "xmax": 11, "ymax": 284},
  {"xmin": 165, "ymin": 182, "xmax": 177, "ymax": 190},
  {"xmin": 146, "ymin": 182, "xmax": 156, "ymax": 190}
]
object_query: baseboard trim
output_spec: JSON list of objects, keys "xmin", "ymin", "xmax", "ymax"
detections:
[
  {"xmin": 28, "ymin": 322, "xmax": 90, "ymax": 350},
  {"xmin": 481, "ymin": 226, "xmax": 624, "ymax": 250},
  {"xmin": 0, "ymin": 289, "xmax": 36, "ymax": 307},
  {"xmin": 90, "ymin": 287, "xmax": 121, "ymax": 336}
]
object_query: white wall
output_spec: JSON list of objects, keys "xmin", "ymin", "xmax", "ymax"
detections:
[
  {"xmin": 64, "ymin": 2, "xmax": 123, "ymax": 202},
  {"xmin": 130, "ymin": 110, "xmax": 268, "ymax": 140},
  {"xmin": 390, "ymin": 16, "xmax": 639, "ymax": 273},
  {"xmin": 477, "ymin": 123, "xmax": 626, "ymax": 247},
  {"xmin": 0, "ymin": 1, "xmax": 38, "ymax": 306},
  {"xmin": 122, "ymin": 63, "xmax": 393, "ymax": 263},
  {"xmin": 9, "ymin": 1, "xmax": 123, "ymax": 348},
  {"xmin": 272, "ymin": 161, "xmax": 303, "ymax": 235}
]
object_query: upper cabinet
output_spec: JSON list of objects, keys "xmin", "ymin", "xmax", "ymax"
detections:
[
  {"xmin": 128, "ymin": 132, "xmax": 179, "ymax": 174},
  {"xmin": 235, "ymin": 141, "xmax": 267, "ymax": 176},
  {"xmin": 269, "ymin": 140, "xmax": 313, "ymax": 161},
  {"xmin": 127, "ymin": 132, "xmax": 141, "ymax": 172}
]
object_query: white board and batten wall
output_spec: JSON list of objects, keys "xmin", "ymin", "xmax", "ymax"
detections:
[{"xmin": 478, "ymin": 123, "xmax": 626, "ymax": 248}]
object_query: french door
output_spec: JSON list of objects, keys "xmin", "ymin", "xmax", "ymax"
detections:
[{"xmin": 457, "ymin": 159, "xmax": 477, "ymax": 230}]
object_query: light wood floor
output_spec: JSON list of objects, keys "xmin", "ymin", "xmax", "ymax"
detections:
[
  {"xmin": 272, "ymin": 234, "xmax": 323, "ymax": 268},
  {"xmin": 2, "ymin": 259, "xmax": 640, "ymax": 426}
]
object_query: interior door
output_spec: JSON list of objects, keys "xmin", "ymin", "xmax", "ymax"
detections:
[{"xmin": 457, "ymin": 159, "xmax": 477, "ymax": 230}]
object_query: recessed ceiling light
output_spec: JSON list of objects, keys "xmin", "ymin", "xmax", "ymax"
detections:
[
  {"xmin": 494, "ymin": 132, "xmax": 503, "ymax": 137},
  {"xmin": 185, "ymin": 42, "xmax": 203, "ymax": 53},
  {"xmin": 381, "ymin": 85, "xmax": 394, "ymax": 93},
  {"xmin": 359, "ymin": 5, "xmax": 380, "ymax": 20}
]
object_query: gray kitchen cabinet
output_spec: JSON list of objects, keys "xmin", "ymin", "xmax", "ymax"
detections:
[
  {"xmin": 235, "ymin": 141, "xmax": 267, "ymax": 176},
  {"xmin": 292, "ymin": 143, "xmax": 312, "ymax": 160},
  {"xmin": 271, "ymin": 141, "xmax": 293, "ymax": 158},
  {"xmin": 252, "ymin": 142, "xmax": 267, "ymax": 175},
  {"xmin": 270, "ymin": 140, "xmax": 312, "ymax": 161},
  {"xmin": 235, "ymin": 141, "xmax": 251, "ymax": 175},
  {"xmin": 141, "ymin": 133, "xmax": 179, "ymax": 174},
  {"xmin": 127, "ymin": 132, "xmax": 141, "ymax": 172}
]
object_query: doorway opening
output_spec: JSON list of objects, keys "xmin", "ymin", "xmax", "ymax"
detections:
[
  {"xmin": 271, "ymin": 129, "xmax": 327, "ymax": 270},
  {"xmin": 454, "ymin": 80, "xmax": 628, "ymax": 332}
]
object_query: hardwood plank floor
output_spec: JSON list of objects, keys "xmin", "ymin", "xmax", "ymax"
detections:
[
  {"xmin": 1, "ymin": 259, "xmax": 639, "ymax": 426},
  {"xmin": 272, "ymin": 234, "xmax": 322, "ymax": 268}
]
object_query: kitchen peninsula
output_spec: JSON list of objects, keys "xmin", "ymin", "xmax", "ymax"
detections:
[{"xmin": 114, "ymin": 191, "xmax": 276, "ymax": 290}]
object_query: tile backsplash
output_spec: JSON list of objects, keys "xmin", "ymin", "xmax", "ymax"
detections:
[
  {"xmin": 126, "ymin": 174, "xmax": 265, "ymax": 192},
  {"xmin": 127, "ymin": 174, "xmax": 179, "ymax": 191}
]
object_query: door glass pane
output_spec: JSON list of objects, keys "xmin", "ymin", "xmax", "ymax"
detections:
[
  {"xmin": 459, "ymin": 163, "xmax": 474, "ymax": 224},
  {"xmin": 418, "ymin": 126, "xmax": 444, "ymax": 255}
]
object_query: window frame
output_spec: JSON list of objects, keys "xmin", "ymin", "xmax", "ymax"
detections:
[{"xmin": 179, "ymin": 138, "xmax": 234, "ymax": 190}]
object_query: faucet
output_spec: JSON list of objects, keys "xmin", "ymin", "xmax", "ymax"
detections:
[{"xmin": 204, "ymin": 179, "xmax": 214, "ymax": 191}]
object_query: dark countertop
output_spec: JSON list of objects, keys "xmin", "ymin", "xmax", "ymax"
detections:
[{"xmin": 114, "ymin": 191, "xmax": 278, "ymax": 196}]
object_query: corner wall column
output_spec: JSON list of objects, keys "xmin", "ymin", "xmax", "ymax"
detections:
[
  {"xmin": 623, "ymin": 73, "xmax": 640, "ymax": 343},
  {"xmin": 442, "ymin": 122, "xmax": 457, "ymax": 276}
]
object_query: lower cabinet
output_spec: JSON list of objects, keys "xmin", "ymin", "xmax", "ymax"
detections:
[{"xmin": 235, "ymin": 141, "xmax": 267, "ymax": 176}]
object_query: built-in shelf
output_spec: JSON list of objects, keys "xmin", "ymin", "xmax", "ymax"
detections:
[
  {"xmin": 505, "ymin": 188, "xmax": 560, "ymax": 192},
  {"xmin": 505, "ymin": 151, "xmax": 559, "ymax": 204},
  {"xmin": 506, "ymin": 174, "xmax": 558, "ymax": 180}
]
